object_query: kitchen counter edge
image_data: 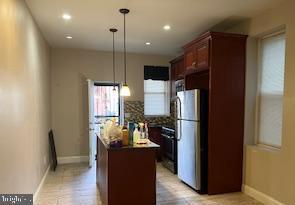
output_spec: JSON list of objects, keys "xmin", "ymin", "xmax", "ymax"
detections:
[{"xmin": 96, "ymin": 134, "xmax": 160, "ymax": 151}]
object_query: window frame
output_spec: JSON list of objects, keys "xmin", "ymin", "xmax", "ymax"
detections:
[
  {"xmin": 254, "ymin": 29, "xmax": 286, "ymax": 149},
  {"xmin": 144, "ymin": 79, "xmax": 170, "ymax": 117}
]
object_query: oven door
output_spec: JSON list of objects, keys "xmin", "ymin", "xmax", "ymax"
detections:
[{"xmin": 161, "ymin": 133, "xmax": 176, "ymax": 161}]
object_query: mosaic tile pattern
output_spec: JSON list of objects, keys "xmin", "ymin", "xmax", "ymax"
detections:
[
  {"xmin": 124, "ymin": 101, "xmax": 175, "ymax": 127},
  {"xmin": 35, "ymin": 163, "xmax": 262, "ymax": 205}
]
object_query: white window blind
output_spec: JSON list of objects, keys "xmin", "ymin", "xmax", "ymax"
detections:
[
  {"xmin": 257, "ymin": 32, "xmax": 285, "ymax": 147},
  {"xmin": 144, "ymin": 80, "xmax": 170, "ymax": 116}
]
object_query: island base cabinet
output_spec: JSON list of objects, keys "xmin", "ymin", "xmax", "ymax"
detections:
[{"xmin": 97, "ymin": 136, "xmax": 158, "ymax": 205}]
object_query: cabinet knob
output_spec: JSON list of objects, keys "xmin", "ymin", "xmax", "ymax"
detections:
[{"xmin": 192, "ymin": 62, "xmax": 196, "ymax": 66}]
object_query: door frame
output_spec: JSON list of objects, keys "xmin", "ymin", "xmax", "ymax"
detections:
[{"xmin": 88, "ymin": 80, "xmax": 124, "ymax": 167}]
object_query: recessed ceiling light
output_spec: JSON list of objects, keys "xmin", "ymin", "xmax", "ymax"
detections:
[
  {"xmin": 66, "ymin": 36, "xmax": 72, "ymax": 39},
  {"xmin": 163, "ymin": 25, "xmax": 171, "ymax": 30},
  {"xmin": 145, "ymin": 42, "xmax": 151, "ymax": 45},
  {"xmin": 62, "ymin": 13, "xmax": 72, "ymax": 20}
]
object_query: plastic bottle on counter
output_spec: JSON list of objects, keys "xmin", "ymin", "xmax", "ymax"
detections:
[
  {"xmin": 122, "ymin": 126, "xmax": 129, "ymax": 146},
  {"xmin": 145, "ymin": 123, "xmax": 149, "ymax": 139},
  {"xmin": 133, "ymin": 124, "xmax": 140, "ymax": 144},
  {"xmin": 128, "ymin": 122, "xmax": 135, "ymax": 145},
  {"xmin": 139, "ymin": 123, "xmax": 145, "ymax": 139}
]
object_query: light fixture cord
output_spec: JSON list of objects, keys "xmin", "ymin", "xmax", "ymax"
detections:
[
  {"xmin": 123, "ymin": 13, "xmax": 127, "ymax": 85},
  {"xmin": 112, "ymin": 31, "xmax": 115, "ymax": 90}
]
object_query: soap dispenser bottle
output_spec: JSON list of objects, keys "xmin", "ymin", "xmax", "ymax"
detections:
[
  {"xmin": 133, "ymin": 124, "xmax": 140, "ymax": 144},
  {"xmin": 139, "ymin": 123, "xmax": 145, "ymax": 139}
]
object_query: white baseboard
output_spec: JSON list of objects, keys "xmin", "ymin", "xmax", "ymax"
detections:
[
  {"xmin": 242, "ymin": 185, "xmax": 284, "ymax": 205},
  {"xmin": 33, "ymin": 165, "xmax": 50, "ymax": 202},
  {"xmin": 57, "ymin": 156, "xmax": 89, "ymax": 164}
]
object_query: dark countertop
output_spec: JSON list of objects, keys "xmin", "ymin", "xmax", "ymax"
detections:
[{"xmin": 96, "ymin": 134, "xmax": 160, "ymax": 151}]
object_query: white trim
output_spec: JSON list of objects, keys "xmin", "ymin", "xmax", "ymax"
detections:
[
  {"xmin": 242, "ymin": 185, "xmax": 285, "ymax": 205},
  {"xmin": 57, "ymin": 156, "xmax": 89, "ymax": 164},
  {"xmin": 261, "ymin": 30, "xmax": 286, "ymax": 40},
  {"xmin": 33, "ymin": 165, "xmax": 50, "ymax": 202}
]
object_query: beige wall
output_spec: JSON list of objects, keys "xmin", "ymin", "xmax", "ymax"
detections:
[
  {"xmin": 227, "ymin": 0, "xmax": 295, "ymax": 203},
  {"xmin": 50, "ymin": 48, "xmax": 172, "ymax": 157},
  {"xmin": 0, "ymin": 0, "xmax": 51, "ymax": 194}
]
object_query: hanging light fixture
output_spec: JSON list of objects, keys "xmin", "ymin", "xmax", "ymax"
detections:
[
  {"xmin": 110, "ymin": 28, "xmax": 118, "ymax": 91},
  {"xmin": 119, "ymin": 8, "xmax": 131, "ymax": 97}
]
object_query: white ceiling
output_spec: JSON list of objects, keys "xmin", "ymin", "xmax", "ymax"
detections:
[{"xmin": 25, "ymin": 0, "xmax": 284, "ymax": 56}]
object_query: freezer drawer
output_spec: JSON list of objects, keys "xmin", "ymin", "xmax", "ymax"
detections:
[{"xmin": 177, "ymin": 120, "xmax": 201, "ymax": 190}]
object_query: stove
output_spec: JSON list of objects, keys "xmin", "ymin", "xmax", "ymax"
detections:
[{"xmin": 161, "ymin": 126, "xmax": 177, "ymax": 174}]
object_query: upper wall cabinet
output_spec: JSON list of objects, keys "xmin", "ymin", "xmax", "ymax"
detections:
[
  {"xmin": 170, "ymin": 55, "xmax": 184, "ymax": 81},
  {"xmin": 195, "ymin": 38, "xmax": 210, "ymax": 70},
  {"xmin": 183, "ymin": 45, "xmax": 196, "ymax": 71},
  {"xmin": 170, "ymin": 55, "xmax": 184, "ymax": 98},
  {"xmin": 183, "ymin": 34, "xmax": 211, "ymax": 73}
]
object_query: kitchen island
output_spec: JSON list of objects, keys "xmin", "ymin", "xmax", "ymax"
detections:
[{"xmin": 96, "ymin": 134, "xmax": 160, "ymax": 205}]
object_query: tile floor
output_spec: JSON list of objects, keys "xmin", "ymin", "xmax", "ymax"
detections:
[{"xmin": 36, "ymin": 163, "xmax": 262, "ymax": 205}]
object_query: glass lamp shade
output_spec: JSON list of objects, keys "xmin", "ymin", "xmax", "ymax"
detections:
[{"xmin": 120, "ymin": 84, "xmax": 131, "ymax": 96}]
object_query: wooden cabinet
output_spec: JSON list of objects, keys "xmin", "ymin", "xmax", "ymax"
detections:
[
  {"xmin": 184, "ymin": 45, "xmax": 196, "ymax": 71},
  {"xmin": 170, "ymin": 55, "xmax": 184, "ymax": 81},
  {"xmin": 182, "ymin": 31, "xmax": 248, "ymax": 195},
  {"xmin": 183, "ymin": 36, "xmax": 210, "ymax": 72},
  {"xmin": 148, "ymin": 127, "xmax": 163, "ymax": 161},
  {"xmin": 195, "ymin": 38, "xmax": 210, "ymax": 70},
  {"xmin": 97, "ymin": 135, "xmax": 159, "ymax": 205},
  {"xmin": 170, "ymin": 63, "xmax": 177, "ymax": 81},
  {"xmin": 170, "ymin": 55, "xmax": 184, "ymax": 98}
]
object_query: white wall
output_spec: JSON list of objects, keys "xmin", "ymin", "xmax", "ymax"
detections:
[
  {"xmin": 50, "ymin": 48, "xmax": 172, "ymax": 157},
  {"xmin": 0, "ymin": 0, "xmax": 51, "ymax": 194},
  {"xmin": 227, "ymin": 0, "xmax": 295, "ymax": 203}
]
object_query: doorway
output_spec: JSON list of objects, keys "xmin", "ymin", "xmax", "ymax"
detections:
[
  {"xmin": 94, "ymin": 83, "xmax": 121, "ymax": 124},
  {"xmin": 88, "ymin": 81, "xmax": 123, "ymax": 167}
]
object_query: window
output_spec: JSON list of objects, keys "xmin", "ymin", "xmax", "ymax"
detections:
[
  {"xmin": 256, "ymin": 31, "xmax": 286, "ymax": 147},
  {"xmin": 144, "ymin": 80, "xmax": 170, "ymax": 116},
  {"xmin": 94, "ymin": 83, "xmax": 121, "ymax": 124}
]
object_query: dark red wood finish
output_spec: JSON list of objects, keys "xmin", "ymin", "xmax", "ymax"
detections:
[
  {"xmin": 195, "ymin": 38, "xmax": 210, "ymax": 71},
  {"xmin": 148, "ymin": 127, "xmax": 163, "ymax": 161},
  {"xmin": 170, "ymin": 55, "xmax": 184, "ymax": 98},
  {"xmin": 182, "ymin": 31, "xmax": 247, "ymax": 195},
  {"xmin": 185, "ymin": 70, "xmax": 209, "ymax": 90},
  {"xmin": 183, "ymin": 33, "xmax": 212, "ymax": 73},
  {"xmin": 184, "ymin": 45, "xmax": 196, "ymax": 71},
  {"xmin": 207, "ymin": 32, "xmax": 247, "ymax": 194},
  {"xmin": 97, "ymin": 136, "xmax": 158, "ymax": 205},
  {"xmin": 97, "ymin": 136, "xmax": 108, "ymax": 204},
  {"xmin": 170, "ymin": 55, "xmax": 184, "ymax": 80}
]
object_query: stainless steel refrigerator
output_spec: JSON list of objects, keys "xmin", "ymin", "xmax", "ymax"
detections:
[{"xmin": 175, "ymin": 89, "xmax": 208, "ymax": 193}]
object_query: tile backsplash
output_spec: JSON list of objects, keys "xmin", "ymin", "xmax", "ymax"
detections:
[{"xmin": 124, "ymin": 101, "xmax": 175, "ymax": 127}]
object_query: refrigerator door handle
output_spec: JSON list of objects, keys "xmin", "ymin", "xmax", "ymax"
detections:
[{"xmin": 174, "ymin": 96, "xmax": 182, "ymax": 141}]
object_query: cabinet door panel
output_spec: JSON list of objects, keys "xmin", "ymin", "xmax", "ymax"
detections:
[
  {"xmin": 177, "ymin": 58, "xmax": 185, "ymax": 79},
  {"xmin": 171, "ymin": 56, "xmax": 185, "ymax": 79},
  {"xmin": 184, "ymin": 46, "xmax": 196, "ymax": 71},
  {"xmin": 195, "ymin": 39, "xmax": 210, "ymax": 70},
  {"xmin": 148, "ymin": 127, "xmax": 162, "ymax": 161},
  {"xmin": 171, "ymin": 64, "xmax": 177, "ymax": 81}
]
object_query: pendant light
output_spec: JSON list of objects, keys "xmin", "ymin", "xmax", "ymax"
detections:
[
  {"xmin": 110, "ymin": 28, "xmax": 118, "ymax": 91},
  {"xmin": 119, "ymin": 8, "xmax": 131, "ymax": 97}
]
